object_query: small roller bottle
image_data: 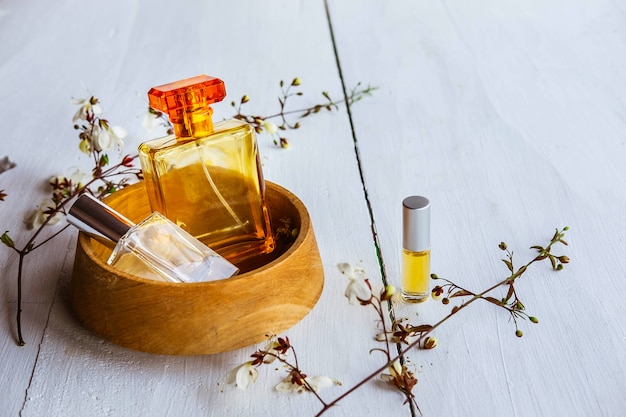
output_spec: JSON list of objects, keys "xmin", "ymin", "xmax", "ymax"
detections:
[
  {"xmin": 401, "ymin": 196, "xmax": 431, "ymax": 303},
  {"xmin": 67, "ymin": 194, "xmax": 239, "ymax": 283}
]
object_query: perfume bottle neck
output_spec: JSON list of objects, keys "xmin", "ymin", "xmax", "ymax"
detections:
[{"xmin": 171, "ymin": 106, "xmax": 215, "ymax": 138}]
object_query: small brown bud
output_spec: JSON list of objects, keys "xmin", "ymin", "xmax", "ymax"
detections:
[
  {"xmin": 380, "ymin": 285, "xmax": 396, "ymax": 301},
  {"xmin": 558, "ymin": 256, "xmax": 570, "ymax": 264},
  {"xmin": 423, "ymin": 336, "xmax": 438, "ymax": 349},
  {"xmin": 431, "ymin": 286, "xmax": 444, "ymax": 300},
  {"xmin": 499, "ymin": 242, "xmax": 507, "ymax": 251},
  {"xmin": 515, "ymin": 329, "xmax": 523, "ymax": 337},
  {"xmin": 442, "ymin": 297, "xmax": 450, "ymax": 305}
]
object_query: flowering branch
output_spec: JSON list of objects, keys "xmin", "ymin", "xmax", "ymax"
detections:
[
  {"xmin": 1, "ymin": 97, "xmax": 143, "ymax": 345},
  {"xmin": 229, "ymin": 335, "xmax": 341, "ymax": 401},
  {"xmin": 230, "ymin": 227, "xmax": 570, "ymax": 416},
  {"xmin": 232, "ymin": 78, "xmax": 376, "ymax": 148}
]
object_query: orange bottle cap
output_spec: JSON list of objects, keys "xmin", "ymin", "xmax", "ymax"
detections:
[{"xmin": 148, "ymin": 75, "xmax": 226, "ymax": 121}]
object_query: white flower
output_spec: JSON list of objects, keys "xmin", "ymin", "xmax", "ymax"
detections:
[
  {"xmin": 380, "ymin": 360, "xmax": 403, "ymax": 384},
  {"xmin": 261, "ymin": 337, "xmax": 286, "ymax": 364},
  {"xmin": 95, "ymin": 125, "xmax": 126, "ymax": 152},
  {"xmin": 72, "ymin": 97, "xmax": 102, "ymax": 122},
  {"xmin": 262, "ymin": 120, "xmax": 278, "ymax": 135},
  {"xmin": 87, "ymin": 124, "xmax": 126, "ymax": 154},
  {"xmin": 24, "ymin": 198, "xmax": 61, "ymax": 229},
  {"xmin": 338, "ymin": 263, "xmax": 371, "ymax": 304},
  {"xmin": 51, "ymin": 168, "xmax": 92, "ymax": 191},
  {"xmin": 142, "ymin": 110, "xmax": 160, "ymax": 132},
  {"xmin": 227, "ymin": 362, "xmax": 258, "ymax": 390},
  {"xmin": 275, "ymin": 374, "xmax": 341, "ymax": 394},
  {"xmin": 68, "ymin": 168, "xmax": 92, "ymax": 189},
  {"xmin": 375, "ymin": 332, "xmax": 389, "ymax": 342}
]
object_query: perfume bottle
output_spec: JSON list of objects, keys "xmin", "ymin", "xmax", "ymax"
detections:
[
  {"xmin": 67, "ymin": 194, "xmax": 239, "ymax": 283},
  {"xmin": 401, "ymin": 196, "xmax": 431, "ymax": 303},
  {"xmin": 138, "ymin": 75, "xmax": 274, "ymax": 267}
]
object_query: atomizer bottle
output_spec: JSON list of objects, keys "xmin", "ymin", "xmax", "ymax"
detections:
[
  {"xmin": 138, "ymin": 75, "xmax": 274, "ymax": 268},
  {"xmin": 401, "ymin": 196, "xmax": 431, "ymax": 303},
  {"xmin": 67, "ymin": 194, "xmax": 239, "ymax": 283}
]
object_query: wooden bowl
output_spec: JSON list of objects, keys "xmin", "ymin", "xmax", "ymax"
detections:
[{"xmin": 70, "ymin": 181, "xmax": 324, "ymax": 355}]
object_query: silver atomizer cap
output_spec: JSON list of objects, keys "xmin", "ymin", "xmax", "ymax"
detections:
[
  {"xmin": 67, "ymin": 194, "xmax": 133, "ymax": 242},
  {"xmin": 402, "ymin": 196, "xmax": 430, "ymax": 252}
]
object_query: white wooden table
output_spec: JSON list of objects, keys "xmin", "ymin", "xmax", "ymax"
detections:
[{"xmin": 1, "ymin": 1, "xmax": 625, "ymax": 416}]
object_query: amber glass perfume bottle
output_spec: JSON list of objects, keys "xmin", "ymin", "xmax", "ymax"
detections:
[
  {"xmin": 67, "ymin": 194, "xmax": 239, "ymax": 283},
  {"xmin": 401, "ymin": 196, "xmax": 431, "ymax": 303},
  {"xmin": 138, "ymin": 75, "xmax": 274, "ymax": 267}
]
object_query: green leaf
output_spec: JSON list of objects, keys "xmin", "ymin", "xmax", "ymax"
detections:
[
  {"xmin": 502, "ymin": 258, "xmax": 514, "ymax": 272},
  {"xmin": 1, "ymin": 231, "xmax": 14, "ymax": 248},
  {"xmin": 99, "ymin": 154, "xmax": 109, "ymax": 168}
]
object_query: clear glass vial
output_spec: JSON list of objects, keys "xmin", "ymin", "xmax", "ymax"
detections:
[
  {"xmin": 67, "ymin": 194, "xmax": 239, "ymax": 283},
  {"xmin": 401, "ymin": 196, "xmax": 431, "ymax": 303},
  {"xmin": 138, "ymin": 75, "xmax": 274, "ymax": 268}
]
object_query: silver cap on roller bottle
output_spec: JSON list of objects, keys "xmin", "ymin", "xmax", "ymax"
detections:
[
  {"xmin": 67, "ymin": 194, "xmax": 134, "ymax": 242},
  {"xmin": 402, "ymin": 196, "xmax": 430, "ymax": 252}
]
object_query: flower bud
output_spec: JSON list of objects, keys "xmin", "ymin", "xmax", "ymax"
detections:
[
  {"xmin": 558, "ymin": 256, "xmax": 570, "ymax": 264},
  {"xmin": 515, "ymin": 329, "xmax": 523, "ymax": 338},
  {"xmin": 79, "ymin": 139, "xmax": 91, "ymax": 154},
  {"xmin": 241, "ymin": 95, "xmax": 250, "ymax": 104},
  {"xmin": 431, "ymin": 286, "xmax": 444, "ymax": 301},
  {"xmin": 292, "ymin": 77, "xmax": 301, "ymax": 86},
  {"xmin": 423, "ymin": 336, "xmax": 438, "ymax": 349},
  {"xmin": 1, "ymin": 231, "xmax": 15, "ymax": 248},
  {"xmin": 529, "ymin": 316, "xmax": 539, "ymax": 324},
  {"xmin": 381, "ymin": 285, "xmax": 396, "ymax": 301},
  {"xmin": 262, "ymin": 120, "xmax": 278, "ymax": 135},
  {"xmin": 499, "ymin": 242, "xmax": 507, "ymax": 251}
]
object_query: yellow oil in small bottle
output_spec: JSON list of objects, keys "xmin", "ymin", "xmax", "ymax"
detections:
[
  {"xmin": 401, "ymin": 248, "xmax": 430, "ymax": 302},
  {"xmin": 401, "ymin": 195, "xmax": 431, "ymax": 303}
]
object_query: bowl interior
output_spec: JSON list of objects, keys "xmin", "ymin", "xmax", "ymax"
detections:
[{"xmin": 90, "ymin": 181, "xmax": 304, "ymax": 276}]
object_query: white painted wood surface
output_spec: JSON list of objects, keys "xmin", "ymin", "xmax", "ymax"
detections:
[{"xmin": 0, "ymin": 1, "xmax": 624, "ymax": 416}]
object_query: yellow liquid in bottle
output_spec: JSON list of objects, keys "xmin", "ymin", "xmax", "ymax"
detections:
[
  {"xmin": 401, "ymin": 248, "xmax": 430, "ymax": 303},
  {"xmin": 139, "ymin": 119, "xmax": 274, "ymax": 268}
]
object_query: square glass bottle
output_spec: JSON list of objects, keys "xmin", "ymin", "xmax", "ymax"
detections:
[{"xmin": 138, "ymin": 75, "xmax": 275, "ymax": 268}]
